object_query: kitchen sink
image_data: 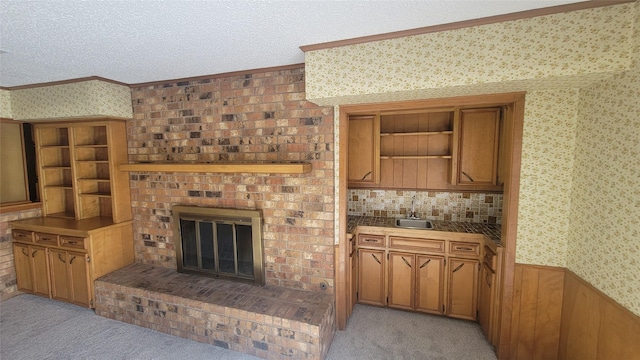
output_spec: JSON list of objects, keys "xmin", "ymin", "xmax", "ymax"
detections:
[{"xmin": 395, "ymin": 218, "xmax": 434, "ymax": 230}]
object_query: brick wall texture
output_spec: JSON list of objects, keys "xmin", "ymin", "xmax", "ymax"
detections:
[
  {"xmin": 128, "ymin": 66, "xmax": 335, "ymax": 292},
  {"xmin": 0, "ymin": 207, "xmax": 41, "ymax": 299}
]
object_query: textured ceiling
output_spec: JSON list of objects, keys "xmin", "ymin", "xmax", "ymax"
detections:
[{"xmin": 0, "ymin": 0, "xmax": 585, "ymax": 88}]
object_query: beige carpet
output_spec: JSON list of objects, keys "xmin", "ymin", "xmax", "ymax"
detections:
[{"xmin": 1, "ymin": 294, "xmax": 496, "ymax": 360}]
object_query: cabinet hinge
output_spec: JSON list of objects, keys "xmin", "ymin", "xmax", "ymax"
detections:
[
  {"xmin": 87, "ymin": 256, "xmax": 91, "ymax": 263},
  {"xmin": 356, "ymin": 292, "xmax": 358, "ymax": 301},
  {"xmin": 387, "ymin": 253, "xmax": 389, "ymax": 260},
  {"xmin": 386, "ymin": 296, "xmax": 389, "ymax": 305}
]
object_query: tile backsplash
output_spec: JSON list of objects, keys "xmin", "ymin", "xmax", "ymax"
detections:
[{"xmin": 348, "ymin": 189, "xmax": 502, "ymax": 224}]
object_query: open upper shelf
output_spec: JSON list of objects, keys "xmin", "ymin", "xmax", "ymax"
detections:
[{"xmin": 119, "ymin": 162, "xmax": 313, "ymax": 174}]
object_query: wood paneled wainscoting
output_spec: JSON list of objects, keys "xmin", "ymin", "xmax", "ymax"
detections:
[{"xmin": 509, "ymin": 264, "xmax": 640, "ymax": 360}]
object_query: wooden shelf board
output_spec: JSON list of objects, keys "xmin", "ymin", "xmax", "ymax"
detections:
[
  {"xmin": 77, "ymin": 178, "xmax": 111, "ymax": 182},
  {"xmin": 380, "ymin": 131, "xmax": 453, "ymax": 137},
  {"xmin": 75, "ymin": 144, "xmax": 108, "ymax": 148},
  {"xmin": 80, "ymin": 192, "xmax": 111, "ymax": 198},
  {"xmin": 380, "ymin": 155, "xmax": 452, "ymax": 160},
  {"xmin": 44, "ymin": 185, "xmax": 73, "ymax": 189},
  {"xmin": 119, "ymin": 162, "xmax": 312, "ymax": 174}
]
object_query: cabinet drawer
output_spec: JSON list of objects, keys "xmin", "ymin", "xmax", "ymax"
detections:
[
  {"xmin": 483, "ymin": 246, "xmax": 497, "ymax": 270},
  {"xmin": 12, "ymin": 230, "xmax": 33, "ymax": 243},
  {"xmin": 358, "ymin": 234, "xmax": 385, "ymax": 247},
  {"xmin": 449, "ymin": 242, "xmax": 480, "ymax": 256},
  {"xmin": 389, "ymin": 236, "xmax": 445, "ymax": 253},
  {"xmin": 35, "ymin": 232, "xmax": 59, "ymax": 246},
  {"xmin": 60, "ymin": 236, "xmax": 87, "ymax": 250}
]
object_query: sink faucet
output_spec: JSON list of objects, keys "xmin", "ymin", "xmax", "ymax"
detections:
[{"xmin": 408, "ymin": 195, "xmax": 420, "ymax": 219}]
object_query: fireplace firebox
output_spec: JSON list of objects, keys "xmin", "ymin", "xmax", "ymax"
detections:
[{"xmin": 172, "ymin": 206, "xmax": 264, "ymax": 285}]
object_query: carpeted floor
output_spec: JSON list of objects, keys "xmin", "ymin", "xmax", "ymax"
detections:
[{"xmin": 0, "ymin": 294, "xmax": 497, "ymax": 360}]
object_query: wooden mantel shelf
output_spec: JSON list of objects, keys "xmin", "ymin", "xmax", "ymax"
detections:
[{"xmin": 119, "ymin": 162, "xmax": 312, "ymax": 174}]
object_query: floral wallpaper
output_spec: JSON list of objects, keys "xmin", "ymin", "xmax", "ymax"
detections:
[
  {"xmin": 0, "ymin": 89, "xmax": 12, "ymax": 118},
  {"xmin": 9, "ymin": 80, "xmax": 132, "ymax": 121},
  {"xmin": 568, "ymin": 65, "xmax": 640, "ymax": 316},
  {"xmin": 305, "ymin": 3, "xmax": 634, "ymax": 105},
  {"xmin": 515, "ymin": 89, "xmax": 579, "ymax": 267}
]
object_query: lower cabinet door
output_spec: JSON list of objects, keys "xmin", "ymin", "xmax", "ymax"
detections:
[
  {"xmin": 358, "ymin": 248, "xmax": 386, "ymax": 306},
  {"xmin": 13, "ymin": 243, "xmax": 34, "ymax": 293},
  {"xmin": 447, "ymin": 258, "xmax": 479, "ymax": 320},
  {"xmin": 49, "ymin": 249, "xmax": 72, "ymax": 302},
  {"xmin": 49, "ymin": 249, "xmax": 91, "ymax": 307},
  {"xmin": 31, "ymin": 245, "xmax": 51, "ymax": 297},
  {"xmin": 478, "ymin": 263, "xmax": 495, "ymax": 340},
  {"xmin": 388, "ymin": 252, "xmax": 414, "ymax": 310},
  {"xmin": 68, "ymin": 251, "xmax": 91, "ymax": 307},
  {"xmin": 415, "ymin": 255, "xmax": 444, "ymax": 315}
]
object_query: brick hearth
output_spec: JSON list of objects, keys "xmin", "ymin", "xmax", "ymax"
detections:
[{"xmin": 94, "ymin": 263, "xmax": 335, "ymax": 360}]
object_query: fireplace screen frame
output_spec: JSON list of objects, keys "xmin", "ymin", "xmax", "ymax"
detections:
[{"xmin": 172, "ymin": 206, "xmax": 264, "ymax": 286}]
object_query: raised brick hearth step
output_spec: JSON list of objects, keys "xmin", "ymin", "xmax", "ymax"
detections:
[{"xmin": 94, "ymin": 263, "xmax": 335, "ymax": 360}]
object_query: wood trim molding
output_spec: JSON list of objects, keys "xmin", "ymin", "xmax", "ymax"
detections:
[
  {"xmin": 2, "ymin": 64, "xmax": 305, "ymax": 90},
  {"xmin": 0, "ymin": 202, "xmax": 42, "ymax": 214},
  {"xmin": 2, "ymin": 76, "xmax": 129, "ymax": 90},
  {"xmin": 496, "ymin": 95, "xmax": 525, "ymax": 360},
  {"xmin": 300, "ymin": 1, "xmax": 634, "ymax": 53}
]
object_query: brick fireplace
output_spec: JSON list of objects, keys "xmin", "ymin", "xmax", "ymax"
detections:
[
  {"xmin": 97, "ymin": 66, "xmax": 337, "ymax": 359},
  {"xmin": 126, "ymin": 66, "xmax": 335, "ymax": 291}
]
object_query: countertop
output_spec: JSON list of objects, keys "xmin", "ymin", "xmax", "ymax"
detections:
[{"xmin": 347, "ymin": 215, "xmax": 502, "ymax": 246}]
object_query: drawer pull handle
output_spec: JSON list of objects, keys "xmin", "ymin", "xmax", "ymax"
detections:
[
  {"xmin": 21, "ymin": 248, "xmax": 29, "ymax": 257},
  {"xmin": 419, "ymin": 259, "xmax": 431, "ymax": 268},
  {"xmin": 401, "ymin": 257, "xmax": 411, "ymax": 268},
  {"xmin": 69, "ymin": 256, "xmax": 76, "ymax": 264},
  {"xmin": 371, "ymin": 253, "xmax": 381, "ymax": 264},
  {"xmin": 364, "ymin": 239, "xmax": 378, "ymax": 242},
  {"xmin": 452, "ymin": 263, "xmax": 464, "ymax": 273},
  {"xmin": 58, "ymin": 254, "xmax": 66, "ymax": 263},
  {"xmin": 456, "ymin": 247, "xmax": 474, "ymax": 251}
]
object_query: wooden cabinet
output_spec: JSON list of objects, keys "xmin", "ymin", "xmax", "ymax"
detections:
[
  {"xmin": 478, "ymin": 262, "xmax": 494, "ymax": 337},
  {"xmin": 452, "ymin": 108, "xmax": 501, "ymax": 189},
  {"xmin": 478, "ymin": 245, "xmax": 503, "ymax": 347},
  {"xmin": 11, "ymin": 217, "xmax": 134, "ymax": 308},
  {"xmin": 13, "ymin": 243, "xmax": 33, "ymax": 293},
  {"xmin": 348, "ymin": 107, "xmax": 505, "ymax": 191},
  {"xmin": 356, "ymin": 231, "xmax": 485, "ymax": 321},
  {"xmin": 415, "ymin": 255, "xmax": 445, "ymax": 315},
  {"xmin": 447, "ymin": 257, "xmax": 479, "ymax": 320},
  {"xmin": 357, "ymin": 248, "xmax": 386, "ymax": 306},
  {"xmin": 388, "ymin": 251, "xmax": 445, "ymax": 315},
  {"xmin": 35, "ymin": 119, "xmax": 131, "ymax": 223},
  {"xmin": 348, "ymin": 115, "xmax": 379, "ymax": 185},
  {"xmin": 13, "ymin": 241, "xmax": 50, "ymax": 297},
  {"xmin": 378, "ymin": 110, "xmax": 454, "ymax": 190},
  {"xmin": 388, "ymin": 252, "xmax": 414, "ymax": 310},
  {"xmin": 49, "ymin": 248, "xmax": 91, "ymax": 306}
]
